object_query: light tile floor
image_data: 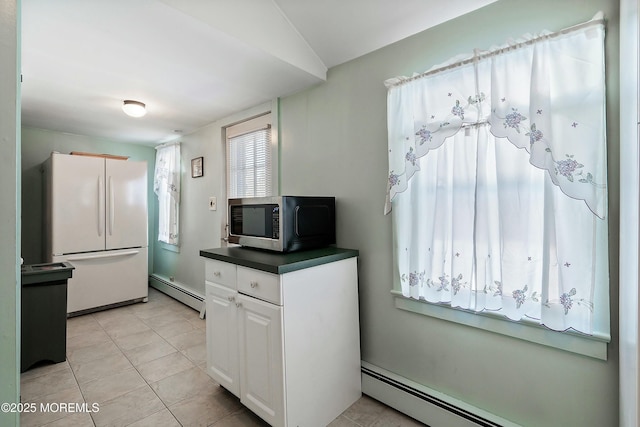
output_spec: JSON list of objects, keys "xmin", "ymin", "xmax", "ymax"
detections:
[{"xmin": 20, "ymin": 287, "xmax": 424, "ymax": 427}]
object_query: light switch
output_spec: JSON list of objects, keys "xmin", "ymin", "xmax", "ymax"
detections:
[{"xmin": 209, "ymin": 197, "xmax": 217, "ymax": 211}]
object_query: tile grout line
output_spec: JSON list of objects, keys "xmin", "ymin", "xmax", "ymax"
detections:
[
  {"xmin": 97, "ymin": 301, "xmax": 187, "ymax": 427},
  {"xmin": 65, "ymin": 299, "xmax": 182, "ymax": 426},
  {"xmin": 133, "ymin": 296, "xmax": 245, "ymax": 426},
  {"xmin": 32, "ymin": 292, "xmax": 221, "ymax": 427},
  {"xmin": 127, "ymin": 300, "xmax": 198, "ymax": 427},
  {"xmin": 32, "ymin": 290, "xmax": 421, "ymax": 427},
  {"xmin": 65, "ymin": 312, "xmax": 98, "ymax": 427}
]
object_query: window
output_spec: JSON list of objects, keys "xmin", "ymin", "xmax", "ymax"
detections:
[
  {"xmin": 385, "ymin": 14, "xmax": 609, "ymax": 343},
  {"xmin": 154, "ymin": 142, "xmax": 181, "ymax": 245},
  {"xmin": 226, "ymin": 113, "xmax": 273, "ymax": 198}
]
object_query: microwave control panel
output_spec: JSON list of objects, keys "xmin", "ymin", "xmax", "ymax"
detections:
[{"xmin": 271, "ymin": 206, "xmax": 280, "ymax": 239}]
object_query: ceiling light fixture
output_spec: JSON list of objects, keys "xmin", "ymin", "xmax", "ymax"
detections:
[{"xmin": 122, "ymin": 100, "xmax": 146, "ymax": 118}]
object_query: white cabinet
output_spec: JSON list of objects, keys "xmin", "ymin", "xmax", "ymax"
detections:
[
  {"xmin": 237, "ymin": 293, "xmax": 284, "ymax": 423},
  {"xmin": 203, "ymin": 250, "xmax": 361, "ymax": 427},
  {"xmin": 205, "ymin": 282, "xmax": 239, "ymax": 396}
]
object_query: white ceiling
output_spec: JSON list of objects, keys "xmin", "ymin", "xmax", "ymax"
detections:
[{"xmin": 21, "ymin": 0, "xmax": 496, "ymax": 145}]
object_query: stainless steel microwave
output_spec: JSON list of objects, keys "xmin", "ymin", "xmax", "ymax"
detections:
[{"xmin": 228, "ymin": 196, "xmax": 336, "ymax": 252}]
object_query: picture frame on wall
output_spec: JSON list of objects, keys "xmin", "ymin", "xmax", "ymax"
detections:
[{"xmin": 191, "ymin": 157, "xmax": 203, "ymax": 178}]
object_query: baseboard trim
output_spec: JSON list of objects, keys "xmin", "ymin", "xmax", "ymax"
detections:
[
  {"xmin": 361, "ymin": 362, "xmax": 520, "ymax": 427},
  {"xmin": 149, "ymin": 274, "xmax": 204, "ymax": 313}
]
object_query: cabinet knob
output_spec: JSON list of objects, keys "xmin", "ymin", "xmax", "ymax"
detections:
[
  {"xmin": 250, "ymin": 281, "xmax": 258, "ymax": 288},
  {"xmin": 227, "ymin": 296, "xmax": 235, "ymax": 302},
  {"xmin": 235, "ymin": 302, "xmax": 243, "ymax": 308},
  {"xmin": 214, "ymin": 271, "xmax": 221, "ymax": 277}
]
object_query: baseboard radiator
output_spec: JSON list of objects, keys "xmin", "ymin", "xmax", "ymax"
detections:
[
  {"xmin": 149, "ymin": 274, "xmax": 205, "ymax": 314},
  {"xmin": 361, "ymin": 362, "xmax": 519, "ymax": 427}
]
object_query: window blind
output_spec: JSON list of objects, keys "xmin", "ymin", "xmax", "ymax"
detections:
[{"xmin": 227, "ymin": 120, "xmax": 272, "ymax": 198}]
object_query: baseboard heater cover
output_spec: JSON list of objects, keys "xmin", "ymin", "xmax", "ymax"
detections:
[
  {"xmin": 149, "ymin": 274, "xmax": 204, "ymax": 313},
  {"xmin": 361, "ymin": 362, "xmax": 519, "ymax": 427}
]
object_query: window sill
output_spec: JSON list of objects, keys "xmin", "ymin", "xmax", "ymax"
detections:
[
  {"xmin": 160, "ymin": 242, "xmax": 180, "ymax": 253},
  {"xmin": 392, "ymin": 290, "xmax": 609, "ymax": 360}
]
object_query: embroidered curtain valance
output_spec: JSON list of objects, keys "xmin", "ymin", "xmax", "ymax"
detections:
[{"xmin": 384, "ymin": 12, "xmax": 607, "ymax": 219}]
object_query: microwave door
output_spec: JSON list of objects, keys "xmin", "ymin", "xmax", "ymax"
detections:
[
  {"xmin": 229, "ymin": 203, "xmax": 282, "ymax": 251},
  {"xmin": 231, "ymin": 205, "xmax": 277, "ymax": 239}
]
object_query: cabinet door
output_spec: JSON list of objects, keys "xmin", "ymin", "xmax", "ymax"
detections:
[
  {"xmin": 205, "ymin": 282, "xmax": 240, "ymax": 396},
  {"xmin": 238, "ymin": 294, "xmax": 285, "ymax": 427},
  {"xmin": 105, "ymin": 158, "xmax": 148, "ymax": 250}
]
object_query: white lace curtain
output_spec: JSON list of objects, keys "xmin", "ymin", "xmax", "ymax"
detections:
[
  {"xmin": 154, "ymin": 142, "xmax": 181, "ymax": 245},
  {"xmin": 385, "ymin": 13, "xmax": 609, "ymax": 334}
]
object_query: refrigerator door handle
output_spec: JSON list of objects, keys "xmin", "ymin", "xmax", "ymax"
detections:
[
  {"xmin": 98, "ymin": 175, "xmax": 105, "ymax": 236},
  {"xmin": 66, "ymin": 249, "xmax": 140, "ymax": 261},
  {"xmin": 108, "ymin": 176, "xmax": 114, "ymax": 236}
]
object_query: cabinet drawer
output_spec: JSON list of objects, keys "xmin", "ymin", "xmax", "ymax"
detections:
[
  {"xmin": 237, "ymin": 266, "xmax": 282, "ymax": 305},
  {"xmin": 205, "ymin": 259, "xmax": 237, "ymax": 289}
]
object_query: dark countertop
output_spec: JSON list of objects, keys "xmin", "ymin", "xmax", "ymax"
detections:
[{"xmin": 199, "ymin": 246, "xmax": 359, "ymax": 274}]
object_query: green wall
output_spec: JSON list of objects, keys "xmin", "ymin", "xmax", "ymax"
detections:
[
  {"xmin": 0, "ymin": 0, "xmax": 20, "ymax": 425},
  {"xmin": 150, "ymin": 122, "xmax": 225, "ymax": 295},
  {"xmin": 151, "ymin": 101, "xmax": 275, "ymax": 297},
  {"xmin": 279, "ymin": 0, "xmax": 620, "ymax": 425},
  {"xmin": 21, "ymin": 127, "xmax": 157, "ymax": 269}
]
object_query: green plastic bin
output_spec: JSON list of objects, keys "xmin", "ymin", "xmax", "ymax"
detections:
[{"xmin": 20, "ymin": 262, "xmax": 74, "ymax": 373}]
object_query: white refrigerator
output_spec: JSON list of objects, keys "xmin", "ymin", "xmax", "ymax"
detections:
[{"xmin": 44, "ymin": 152, "xmax": 149, "ymax": 314}]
